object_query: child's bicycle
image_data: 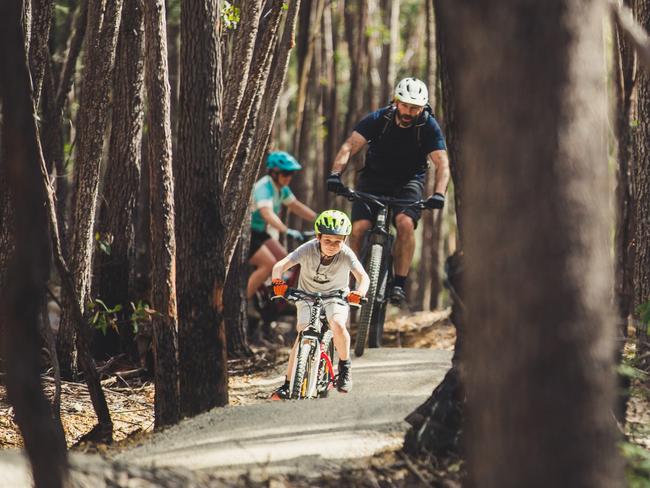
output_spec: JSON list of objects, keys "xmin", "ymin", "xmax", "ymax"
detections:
[
  {"xmin": 335, "ymin": 188, "xmax": 436, "ymax": 357},
  {"xmin": 272, "ymin": 288, "xmax": 364, "ymax": 399}
]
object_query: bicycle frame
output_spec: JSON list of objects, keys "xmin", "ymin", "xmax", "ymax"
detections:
[
  {"xmin": 337, "ymin": 189, "xmax": 429, "ymax": 354},
  {"xmin": 280, "ymin": 289, "xmax": 344, "ymax": 399}
]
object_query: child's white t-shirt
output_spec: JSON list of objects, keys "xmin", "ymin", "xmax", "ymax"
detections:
[{"xmin": 287, "ymin": 239, "xmax": 363, "ymax": 294}]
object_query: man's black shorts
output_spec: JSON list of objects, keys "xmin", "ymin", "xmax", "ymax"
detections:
[
  {"xmin": 249, "ymin": 230, "xmax": 271, "ymax": 258},
  {"xmin": 351, "ymin": 174, "xmax": 425, "ymax": 227}
]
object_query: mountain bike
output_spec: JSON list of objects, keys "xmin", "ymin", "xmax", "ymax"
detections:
[
  {"xmin": 272, "ymin": 288, "xmax": 363, "ymax": 399},
  {"xmin": 336, "ymin": 188, "xmax": 433, "ymax": 357}
]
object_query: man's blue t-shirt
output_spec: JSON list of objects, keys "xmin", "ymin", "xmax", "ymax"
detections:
[{"xmin": 353, "ymin": 107, "xmax": 446, "ymax": 182}]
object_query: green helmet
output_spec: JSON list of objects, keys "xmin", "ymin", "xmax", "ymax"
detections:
[{"xmin": 314, "ymin": 210, "xmax": 352, "ymax": 236}]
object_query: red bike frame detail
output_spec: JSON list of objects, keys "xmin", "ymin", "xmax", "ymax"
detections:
[{"xmin": 320, "ymin": 345, "xmax": 335, "ymax": 386}]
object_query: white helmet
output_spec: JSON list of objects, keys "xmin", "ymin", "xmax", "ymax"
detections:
[{"xmin": 394, "ymin": 77, "xmax": 428, "ymax": 106}]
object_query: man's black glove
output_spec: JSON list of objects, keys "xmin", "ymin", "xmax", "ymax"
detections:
[
  {"xmin": 326, "ymin": 173, "xmax": 346, "ymax": 194},
  {"xmin": 424, "ymin": 192, "xmax": 445, "ymax": 209}
]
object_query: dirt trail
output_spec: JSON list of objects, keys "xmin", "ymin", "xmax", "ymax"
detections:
[{"xmin": 0, "ymin": 348, "xmax": 451, "ymax": 487}]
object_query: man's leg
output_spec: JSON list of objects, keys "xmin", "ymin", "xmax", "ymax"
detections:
[
  {"xmin": 349, "ymin": 219, "xmax": 372, "ymax": 257},
  {"xmin": 393, "ymin": 213, "xmax": 416, "ymax": 276}
]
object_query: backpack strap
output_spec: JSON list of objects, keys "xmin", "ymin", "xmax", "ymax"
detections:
[{"xmin": 378, "ymin": 105, "xmax": 396, "ymax": 139}]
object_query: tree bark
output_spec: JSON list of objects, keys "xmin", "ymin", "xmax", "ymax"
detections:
[
  {"xmin": 225, "ymin": 229, "xmax": 253, "ymax": 358},
  {"xmin": 28, "ymin": 0, "xmax": 55, "ymax": 108},
  {"xmin": 343, "ymin": 0, "xmax": 368, "ymax": 137},
  {"xmin": 145, "ymin": 0, "xmax": 181, "ymax": 428},
  {"xmin": 0, "ymin": 1, "xmax": 68, "ymax": 484},
  {"xmin": 632, "ymin": 0, "xmax": 650, "ymax": 369},
  {"xmin": 94, "ymin": 0, "xmax": 145, "ymax": 361},
  {"xmin": 176, "ymin": 0, "xmax": 228, "ymax": 416},
  {"xmin": 441, "ymin": 2, "xmax": 622, "ymax": 486},
  {"xmin": 57, "ymin": 0, "xmax": 124, "ymax": 378}
]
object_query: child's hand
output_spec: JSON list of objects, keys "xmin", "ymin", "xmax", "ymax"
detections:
[
  {"xmin": 272, "ymin": 279, "xmax": 288, "ymax": 297},
  {"xmin": 347, "ymin": 291, "xmax": 363, "ymax": 305}
]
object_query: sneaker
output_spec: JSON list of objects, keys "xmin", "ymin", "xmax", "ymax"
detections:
[
  {"xmin": 337, "ymin": 361, "xmax": 353, "ymax": 393},
  {"xmin": 389, "ymin": 285, "xmax": 407, "ymax": 304},
  {"xmin": 270, "ymin": 381, "xmax": 290, "ymax": 400}
]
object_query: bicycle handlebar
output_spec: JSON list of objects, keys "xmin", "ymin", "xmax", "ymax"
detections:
[
  {"xmin": 335, "ymin": 187, "xmax": 431, "ymax": 210},
  {"xmin": 271, "ymin": 288, "xmax": 368, "ymax": 307}
]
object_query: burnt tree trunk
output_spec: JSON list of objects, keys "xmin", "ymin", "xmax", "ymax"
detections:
[
  {"xmin": 57, "ymin": 0, "xmax": 124, "ymax": 378},
  {"xmin": 443, "ymin": 2, "xmax": 621, "ymax": 486},
  {"xmin": 145, "ymin": 0, "xmax": 181, "ymax": 428},
  {"xmin": 0, "ymin": 1, "xmax": 68, "ymax": 484},
  {"xmin": 176, "ymin": 0, "xmax": 228, "ymax": 416}
]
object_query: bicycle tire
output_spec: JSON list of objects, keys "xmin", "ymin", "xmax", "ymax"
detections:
[
  {"xmin": 317, "ymin": 330, "xmax": 334, "ymax": 397},
  {"xmin": 355, "ymin": 244, "xmax": 382, "ymax": 357},
  {"xmin": 368, "ymin": 266, "xmax": 389, "ymax": 348},
  {"xmin": 292, "ymin": 342, "xmax": 313, "ymax": 399}
]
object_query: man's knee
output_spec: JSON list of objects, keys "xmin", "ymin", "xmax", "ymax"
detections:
[{"xmin": 395, "ymin": 214, "xmax": 415, "ymax": 236}]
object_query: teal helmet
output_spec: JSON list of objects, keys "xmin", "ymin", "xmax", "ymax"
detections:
[
  {"xmin": 314, "ymin": 210, "xmax": 352, "ymax": 236},
  {"xmin": 266, "ymin": 151, "xmax": 302, "ymax": 172}
]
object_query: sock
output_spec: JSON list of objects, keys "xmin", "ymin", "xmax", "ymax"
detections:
[
  {"xmin": 393, "ymin": 275, "xmax": 407, "ymax": 288},
  {"xmin": 283, "ymin": 376, "xmax": 290, "ymax": 386},
  {"xmin": 339, "ymin": 359, "xmax": 351, "ymax": 368}
]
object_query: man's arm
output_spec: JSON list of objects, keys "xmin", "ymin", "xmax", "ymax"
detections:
[
  {"xmin": 428, "ymin": 149, "xmax": 451, "ymax": 195},
  {"xmin": 286, "ymin": 200, "xmax": 317, "ymax": 222},
  {"xmin": 331, "ymin": 131, "xmax": 368, "ymax": 175}
]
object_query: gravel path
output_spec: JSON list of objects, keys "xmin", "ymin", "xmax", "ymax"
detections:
[{"xmin": 0, "ymin": 348, "xmax": 451, "ymax": 487}]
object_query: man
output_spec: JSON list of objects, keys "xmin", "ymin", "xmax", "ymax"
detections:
[{"xmin": 327, "ymin": 77, "xmax": 450, "ymax": 304}]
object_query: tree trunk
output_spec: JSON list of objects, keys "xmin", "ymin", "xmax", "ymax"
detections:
[
  {"xmin": 379, "ymin": 0, "xmax": 399, "ymax": 104},
  {"xmin": 441, "ymin": 2, "xmax": 621, "ymax": 486},
  {"xmin": 0, "ymin": 1, "xmax": 68, "ymax": 484},
  {"xmin": 145, "ymin": 0, "xmax": 181, "ymax": 428},
  {"xmin": 414, "ymin": 0, "xmax": 442, "ymax": 311},
  {"xmin": 633, "ymin": 0, "xmax": 650, "ymax": 369},
  {"xmin": 343, "ymin": 0, "xmax": 368, "ymax": 137},
  {"xmin": 94, "ymin": 0, "xmax": 145, "ymax": 361},
  {"xmin": 176, "ymin": 0, "xmax": 228, "ymax": 416},
  {"xmin": 28, "ymin": 0, "xmax": 54, "ymax": 108},
  {"xmin": 225, "ymin": 228, "xmax": 253, "ymax": 358},
  {"xmin": 57, "ymin": 0, "xmax": 124, "ymax": 378}
]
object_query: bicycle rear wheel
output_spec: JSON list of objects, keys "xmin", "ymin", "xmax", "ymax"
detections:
[{"xmin": 355, "ymin": 244, "xmax": 382, "ymax": 357}]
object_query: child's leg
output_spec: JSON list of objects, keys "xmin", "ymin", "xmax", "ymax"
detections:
[
  {"xmin": 285, "ymin": 302, "xmax": 310, "ymax": 379},
  {"xmin": 325, "ymin": 301, "xmax": 351, "ymax": 361}
]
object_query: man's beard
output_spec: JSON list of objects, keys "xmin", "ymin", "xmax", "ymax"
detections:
[{"xmin": 396, "ymin": 111, "xmax": 415, "ymax": 127}]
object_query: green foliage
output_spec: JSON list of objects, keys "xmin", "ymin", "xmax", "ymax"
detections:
[
  {"xmin": 87, "ymin": 298, "xmax": 122, "ymax": 335},
  {"xmin": 95, "ymin": 232, "xmax": 113, "ymax": 256},
  {"xmin": 621, "ymin": 441, "xmax": 650, "ymax": 488},
  {"xmin": 130, "ymin": 300, "xmax": 156, "ymax": 334},
  {"xmin": 281, "ymin": 2, "xmax": 289, "ymax": 11},
  {"xmin": 222, "ymin": 1, "xmax": 241, "ymax": 30},
  {"xmin": 636, "ymin": 302, "xmax": 650, "ymax": 326}
]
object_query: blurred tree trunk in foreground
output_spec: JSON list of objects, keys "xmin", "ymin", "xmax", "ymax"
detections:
[
  {"xmin": 442, "ymin": 1, "xmax": 621, "ymax": 486},
  {"xmin": 0, "ymin": 1, "xmax": 68, "ymax": 485}
]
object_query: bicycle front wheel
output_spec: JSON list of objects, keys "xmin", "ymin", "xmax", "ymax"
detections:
[
  {"xmin": 368, "ymin": 264, "xmax": 389, "ymax": 348},
  {"xmin": 355, "ymin": 243, "xmax": 382, "ymax": 357},
  {"xmin": 291, "ymin": 342, "xmax": 313, "ymax": 399}
]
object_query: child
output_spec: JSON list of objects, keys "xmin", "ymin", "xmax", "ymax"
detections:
[{"xmin": 270, "ymin": 210, "xmax": 370, "ymax": 399}]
